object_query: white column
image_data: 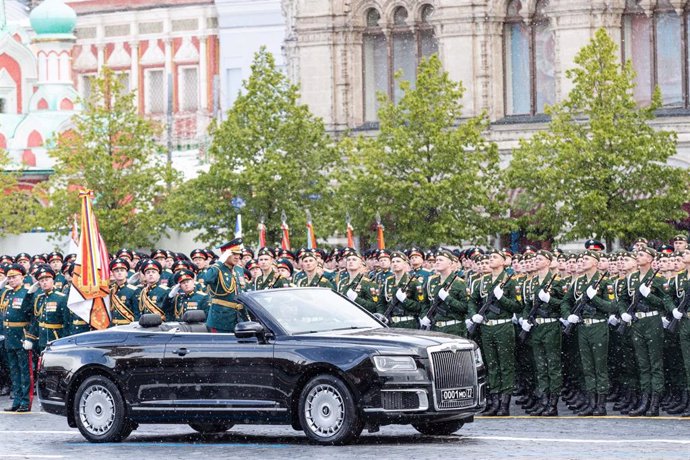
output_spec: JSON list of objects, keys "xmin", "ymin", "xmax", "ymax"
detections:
[
  {"xmin": 199, "ymin": 36, "xmax": 208, "ymax": 111},
  {"xmin": 164, "ymin": 38, "xmax": 173, "ymax": 113},
  {"xmin": 96, "ymin": 44, "xmax": 105, "ymax": 71},
  {"xmin": 130, "ymin": 42, "xmax": 139, "ymax": 107}
]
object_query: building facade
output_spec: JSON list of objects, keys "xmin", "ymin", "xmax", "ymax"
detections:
[{"xmin": 284, "ymin": 0, "xmax": 690, "ymax": 167}]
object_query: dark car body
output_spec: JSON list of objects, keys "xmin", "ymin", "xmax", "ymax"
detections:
[{"xmin": 38, "ymin": 288, "xmax": 486, "ymax": 443}]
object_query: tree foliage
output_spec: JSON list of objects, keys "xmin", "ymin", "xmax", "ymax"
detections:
[
  {"xmin": 36, "ymin": 68, "xmax": 178, "ymax": 248},
  {"xmin": 166, "ymin": 48, "xmax": 339, "ymax": 246},
  {"xmin": 507, "ymin": 28, "xmax": 689, "ymax": 245},
  {"xmin": 337, "ymin": 54, "xmax": 505, "ymax": 248},
  {"xmin": 0, "ymin": 151, "xmax": 41, "ymax": 236}
]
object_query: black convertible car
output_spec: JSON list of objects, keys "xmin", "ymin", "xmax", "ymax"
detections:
[{"xmin": 37, "ymin": 288, "xmax": 486, "ymax": 444}]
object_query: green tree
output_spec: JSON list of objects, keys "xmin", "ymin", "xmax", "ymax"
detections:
[
  {"xmin": 507, "ymin": 28, "xmax": 689, "ymax": 246},
  {"xmin": 0, "ymin": 151, "xmax": 41, "ymax": 235},
  {"xmin": 337, "ymin": 54, "xmax": 505, "ymax": 248},
  {"xmin": 36, "ymin": 68, "xmax": 178, "ymax": 248},
  {"xmin": 167, "ymin": 48, "xmax": 339, "ymax": 246}
]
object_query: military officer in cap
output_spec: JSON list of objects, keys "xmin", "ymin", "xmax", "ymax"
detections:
[
  {"xmin": 294, "ymin": 249, "xmax": 334, "ymax": 288},
  {"xmin": 47, "ymin": 252, "xmax": 66, "ymax": 291},
  {"xmin": 169, "ymin": 269, "xmax": 210, "ymax": 321},
  {"xmin": 27, "ymin": 266, "xmax": 70, "ymax": 354},
  {"xmin": 375, "ymin": 250, "xmax": 394, "ymax": 287},
  {"xmin": 673, "ymin": 235, "xmax": 688, "ymax": 253},
  {"xmin": 151, "ymin": 249, "xmax": 174, "ymax": 287},
  {"xmin": 407, "ymin": 247, "xmax": 432, "ymax": 284},
  {"xmin": 190, "ymin": 248, "xmax": 210, "ymax": 291},
  {"xmin": 109, "ymin": 258, "xmax": 139, "ymax": 325},
  {"xmin": 337, "ymin": 248, "xmax": 380, "ymax": 313},
  {"xmin": 136, "ymin": 259, "xmax": 174, "ymax": 321},
  {"xmin": 0, "ymin": 264, "xmax": 34, "ymax": 411},
  {"xmin": 203, "ymin": 238, "xmax": 246, "ymax": 333},
  {"xmin": 254, "ymin": 247, "xmax": 289, "ymax": 290},
  {"xmin": 469, "ymin": 248, "xmax": 522, "ymax": 416},
  {"xmin": 15, "ymin": 253, "xmax": 33, "ymax": 288},
  {"xmin": 378, "ymin": 251, "xmax": 424, "ymax": 329},
  {"xmin": 275, "ymin": 258, "xmax": 296, "ymax": 284},
  {"xmin": 420, "ymin": 249, "xmax": 469, "ymax": 336}
]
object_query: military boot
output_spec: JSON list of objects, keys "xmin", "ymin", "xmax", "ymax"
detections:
[
  {"xmin": 613, "ymin": 389, "xmax": 631, "ymax": 412},
  {"xmin": 620, "ymin": 391, "xmax": 639, "ymax": 415},
  {"xmin": 577, "ymin": 393, "xmax": 596, "ymax": 416},
  {"xmin": 629, "ymin": 392, "xmax": 650, "ymax": 417},
  {"xmin": 645, "ymin": 393, "xmax": 660, "ymax": 417},
  {"xmin": 496, "ymin": 394, "xmax": 512, "ymax": 416},
  {"xmin": 667, "ymin": 389, "xmax": 689, "ymax": 415},
  {"xmin": 593, "ymin": 393, "xmax": 608, "ymax": 416},
  {"xmin": 540, "ymin": 394, "xmax": 559, "ymax": 417}
]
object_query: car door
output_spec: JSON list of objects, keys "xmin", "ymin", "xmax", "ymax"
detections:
[{"xmin": 163, "ymin": 331, "xmax": 282, "ymax": 413}]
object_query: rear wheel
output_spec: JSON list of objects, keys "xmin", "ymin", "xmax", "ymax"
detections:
[
  {"xmin": 188, "ymin": 422, "xmax": 234, "ymax": 434},
  {"xmin": 298, "ymin": 374, "xmax": 363, "ymax": 445},
  {"xmin": 412, "ymin": 420, "xmax": 464, "ymax": 436},
  {"xmin": 73, "ymin": 375, "xmax": 131, "ymax": 443}
]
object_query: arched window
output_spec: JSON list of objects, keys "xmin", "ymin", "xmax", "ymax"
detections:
[
  {"xmin": 503, "ymin": 0, "xmax": 555, "ymax": 115},
  {"xmin": 363, "ymin": 4, "xmax": 439, "ymax": 123}
]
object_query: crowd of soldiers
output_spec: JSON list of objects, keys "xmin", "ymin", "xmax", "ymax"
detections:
[{"xmin": 1, "ymin": 234, "xmax": 689, "ymax": 419}]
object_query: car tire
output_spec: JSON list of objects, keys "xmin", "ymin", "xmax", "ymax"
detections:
[
  {"xmin": 188, "ymin": 422, "xmax": 234, "ymax": 434},
  {"xmin": 412, "ymin": 420, "xmax": 464, "ymax": 436},
  {"xmin": 73, "ymin": 375, "xmax": 131, "ymax": 443},
  {"xmin": 298, "ymin": 374, "xmax": 363, "ymax": 445}
]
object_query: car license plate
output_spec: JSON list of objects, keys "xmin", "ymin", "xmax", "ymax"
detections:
[{"xmin": 440, "ymin": 387, "xmax": 474, "ymax": 402}]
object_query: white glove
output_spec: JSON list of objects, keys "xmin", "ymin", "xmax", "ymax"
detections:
[
  {"xmin": 512, "ymin": 314, "xmax": 519, "ymax": 325},
  {"xmin": 168, "ymin": 284, "xmax": 180, "ymax": 298},
  {"xmin": 395, "ymin": 289, "xmax": 408, "ymax": 303},
  {"xmin": 0, "ymin": 335, "xmax": 5, "ymax": 342},
  {"xmin": 586, "ymin": 286, "xmax": 597, "ymax": 299},
  {"xmin": 218, "ymin": 249, "xmax": 233, "ymax": 264},
  {"xmin": 420, "ymin": 316, "xmax": 431, "ymax": 328},
  {"xmin": 493, "ymin": 286, "xmax": 504, "ymax": 300},
  {"xmin": 517, "ymin": 317, "xmax": 524, "ymax": 327},
  {"xmin": 472, "ymin": 314, "xmax": 484, "ymax": 324},
  {"xmin": 0, "ymin": 277, "xmax": 7, "ymax": 290},
  {"xmin": 621, "ymin": 312, "xmax": 633, "ymax": 323},
  {"xmin": 28, "ymin": 282, "xmax": 39, "ymax": 294},
  {"xmin": 673, "ymin": 308, "xmax": 683, "ymax": 320},
  {"xmin": 22, "ymin": 340, "xmax": 33, "ymax": 350},
  {"xmin": 662, "ymin": 316, "xmax": 670, "ymax": 329},
  {"xmin": 465, "ymin": 319, "xmax": 473, "ymax": 329},
  {"xmin": 438, "ymin": 288, "xmax": 449, "ymax": 301},
  {"xmin": 639, "ymin": 284, "xmax": 651, "ymax": 298},
  {"xmin": 346, "ymin": 289, "xmax": 358, "ymax": 302},
  {"xmin": 608, "ymin": 315, "xmax": 620, "ymax": 326},
  {"xmin": 127, "ymin": 273, "xmax": 140, "ymax": 284},
  {"xmin": 521, "ymin": 321, "xmax": 532, "ymax": 332},
  {"xmin": 538, "ymin": 290, "xmax": 551, "ymax": 303},
  {"xmin": 559, "ymin": 318, "xmax": 570, "ymax": 328},
  {"xmin": 567, "ymin": 314, "xmax": 580, "ymax": 324}
]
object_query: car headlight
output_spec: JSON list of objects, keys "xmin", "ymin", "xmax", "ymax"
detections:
[
  {"xmin": 373, "ymin": 356, "xmax": 417, "ymax": 372},
  {"xmin": 473, "ymin": 347, "xmax": 483, "ymax": 367}
]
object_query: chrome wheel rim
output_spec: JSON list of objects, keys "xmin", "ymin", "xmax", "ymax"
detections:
[
  {"xmin": 304, "ymin": 383, "xmax": 345, "ymax": 437},
  {"xmin": 79, "ymin": 385, "xmax": 116, "ymax": 436}
]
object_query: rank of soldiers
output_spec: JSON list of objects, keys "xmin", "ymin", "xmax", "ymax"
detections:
[{"xmin": 1, "ymin": 234, "xmax": 690, "ymax": 418}]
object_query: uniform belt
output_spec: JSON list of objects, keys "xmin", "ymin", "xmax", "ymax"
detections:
[
  {"xmin": 3, "ymin": 321, "xmax": 29, "ymax": 327},
  {"xmin": 211, "ymin": 298, "xmax": 243, "ymax": 310},
  {"xmin": 582, "ymin": 318, "xmax": 605, "ymax": 325},
  {"xmin": 111, "ymin": 319, "xmax": 131, "ymax": 325},
  {"xmin": 39, "ymin": 322, "xmax": 64, "ymax": 330},
  {"xmin": 535, "ymin": 318, "xmax": 558, "ymax": 325},
  {"xmin": 635, "ymin": 311, "xmax": 658, "ymax": 319},
  {"xmin": 391, "ymin": 316, "xmax": 414, "ymax": 323},
  {"xmin": 72, "ymin": 320, "xmax": 87, "ymax": 326},
  {"xmin": 436, "ymin": 320, "xmax": 460, "ymax": 327},
  {"xmin": 485, "ymin": 319, "xmax": 511, "ymax": 326}
]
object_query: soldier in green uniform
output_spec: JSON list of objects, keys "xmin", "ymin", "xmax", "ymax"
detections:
[
  {"xmin": 254, "ymin": 247, "xmax": 290, "ymax": 290},
  {"xmin": 136, "ymin": 259, "xmax": 174, "ymax": 321},
  {"xmin": 561, "ymin": 250, "xmax": 617, "ymax": 416},
  {"xmin": 202, "ymin": 238, "xmax": 246, "ymax": 333},
  {"xmin": 244, "ymin": 259, "xmax": 262, "ymax": 291},
  {"xmin": 407, "ymin": 247, "xmax": 432, "ymax": 284},
  {"xmin": 47, "ymin": 252, "xmax": 66, "ymax": 292},
  {"xmin": 378, "ymin": 251, "xmax": 424, "ymax": 329},
  {"xmin": 375, "ymin": 250, "xmax": 393, "ymax": 287},
  {"xmin": 109, "ymin": 258, "xmax": 139, "ymax": 325},
  {"xmin": 27, "ymin": 266, "xmax": 70, "ymax": 353},
  {"xmin": 151, "ymin": 249, "xmax": 174, "ymax": 288},
  {"xmin": 469, "ymin": 248, "xmax": 522, "ymax": 416},
  {"xmin": 519, "ymin": 250, "xmax": 564, "ymax": 416},
  {"xmin": 420, "ymin": 249, "xmax": 469, "ymax": 336},
  {"xmin": 294, "ymin": 249, "xmax": 334, "ymax": 288},
  {"xmin": 618, "ymin": 247, "xmax": 675, "ymax": 416},
  {"xmin": 0, "ymin": 264, "xmax": 34, "ymax": 411},
  {"xmin": 15, "ymin": 253, "xmax": 33, "ymax": 289},
  {"xmin": 337, "ymin": 248, "xmax": 380, "ymax": 313},
  {"xmin": 170, "ymin": 269, "xmax": 210, "ymax": 321},
  {"xmin": 669, "ymin": 247, "xmax": 690, "ymax": 416}
]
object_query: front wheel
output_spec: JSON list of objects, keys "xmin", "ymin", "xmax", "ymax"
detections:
[
  {"xmin": 298, "ymin": 374, "xmax": 363, "ymax": 445},
  {"xmin": 73, "ymin": 375, "xmax": 131, "ymax": 443},
  {"xmin": 412, "ymin": 420, "xmax": 464, "ymax": 436},
  {"xmin": 189, "ymin": 422, "xmax": 234, "ymax": 434}
]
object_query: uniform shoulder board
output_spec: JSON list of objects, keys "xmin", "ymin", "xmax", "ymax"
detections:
[
  {"xmin": 553, "ymin": 275, "xmax": 561, "ymax": 281},
  {"xmin": 127, "ymin": 284, "xmax": 139, "ymax": 289},
  {"xmin": 160, "ymin": 285, "xmax": 170, "ymax": 291},
  {"xmin": 54, "ymin": 291, "xmax": 66, "ymax": 297}
]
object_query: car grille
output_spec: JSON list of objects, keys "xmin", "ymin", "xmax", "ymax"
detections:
[
  {"xmin": 381, "ymin": 391, "xmax": 421, "ymax": 411},
  {"xmin": 429, "ymin": 348, "xmax": 477, "ymax": 410}
]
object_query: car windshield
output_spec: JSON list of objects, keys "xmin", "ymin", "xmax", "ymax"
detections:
[{"xmin": 249, "ymin": 288, "xmax": 383, "ymax": 334}]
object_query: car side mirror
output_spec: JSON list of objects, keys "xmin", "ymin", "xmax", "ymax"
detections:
[{"xmin": 235, "ymin": 321, "xmax": 268, "ymax": 343}]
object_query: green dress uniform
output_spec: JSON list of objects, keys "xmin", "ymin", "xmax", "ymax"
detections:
[
  {"xmin": 617, "ymin": 269, "xmax": 674, "ymax": 413},
  {"xmin": 137, "ymin": 282, "xmax": 174, "ymax": 321},
  {"xmin": 378, "ymin": 273, "xmax": 424, "ymax": 329},
  {"xmin": 292, "ymin": 270, "xmax": 307, "ymax": 286},
  {"xmin": 375, "ymin": 269, "xmax": 393, "ymax": 288},
  {"xmin": 65, "ymin": 308, "xmax": 91, "ymax": 336},
  {"xmin": 561, "ymin": 271, "xmax": 617, "ymax": 413},
  {"xmin": 0, "ymin": 285, "xmax": 34, "ymax": 410},
  {"xmin": 669, "ymin": 270, "xmax": 690, "ymax": 416},
  {"xmin": 53, "ymin": 273, "xmax": 67, "ymax": 292},
  {"xmin": 409, "ymin": 267, "xmax": 433, "ymax": 285},
  {"xmin": 337, "ymin": 273, "xmax": 379, "ymax": 314},
  {"xmin": 254, "ymin": 270, "xmax": 289, "ymax": 290},
  {"xmin": 520, "ymin": 272, "xmax": 564, "ymax": 411},
  {"xmin": 159, "ymin": 269, "xmax": 174, "ymax": 287},
  {"xmin": 423, "ymin": 273, "xmax": 469, "ymax": 336},
  {"xmin": 203, "ymin": 262, "xmax": 245, "ymax": 333},
  {"xmin": 611, "ymin": 275, "xmax": 640, "ymax": 404},
  {"xmin": 28, "ymin": 288, "xmax": 70, "ymax": 352},
  {"xmin": 468, "ymin": 270, "xmax": 522, "ymax": 405},
  {"xmin": 172, "ymin": 290, "xmax": 211, "ymax": 321},
  {"xmin": 294, "ymin": 272, "xmax": 335, "ymax": 289},
  {"xmin": 110, "ymin": 283, "xmax": 139, "ymax": 325}
]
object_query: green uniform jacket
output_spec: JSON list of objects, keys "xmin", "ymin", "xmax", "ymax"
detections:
[
  {"xmin": 378, "ymin": 273, "xmax": 424, "ymax": 317},
  {"xmin": 29, "ymin": 289, "xmax": 70, "ymax": 350},
  {"xmin": 560, "ymin": 271, "xmax": 617, "ymax": 319},
  {"xmin": 0, "ymin": 286, "xmax": 34, "ymax": 349},
  {"xmin": 173, "ymin": 290, "xmax": 211, "ymax": 321},
  {"xmin": 337, "ymin": 272, "xmax": 379, "ymax": 313},
  {"xmin": 295, "ymin": 273, "xmax": 335, "ymax": 289},
  {"xmin": 617, "ymin": 270, "xmax": 674, "ymax": 316},
  {"xmin": 254, "ymin": 270, "xmax": 289, "ymax": 290},
  {"xmin": 203, "ymin": 262, "xmax": 245, "ymax": 332},
  {"xmin": 65, "ymin": 308, "xmax": 91, "ymax": 336},
  {"xmin": 468, "ymin": 270, "xmax": 522, "ymax": 319},
  {"xmin": 668, "ymin": 270, "xmax": 688, "ymax": 308},
  {"xmin": 520, "ymin": 272, "xmax": 564, "ymax": 320},
  {"xmin": 137, "ymin": 283, "xmax": 174, "ymax": 321},
  {"xmin": 423, "ymin": 273, "xmax": 468, "ymax": 323},
  {"xmin": 110, "ymin": 283, "xmax": 139, "ymax": 325}
]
